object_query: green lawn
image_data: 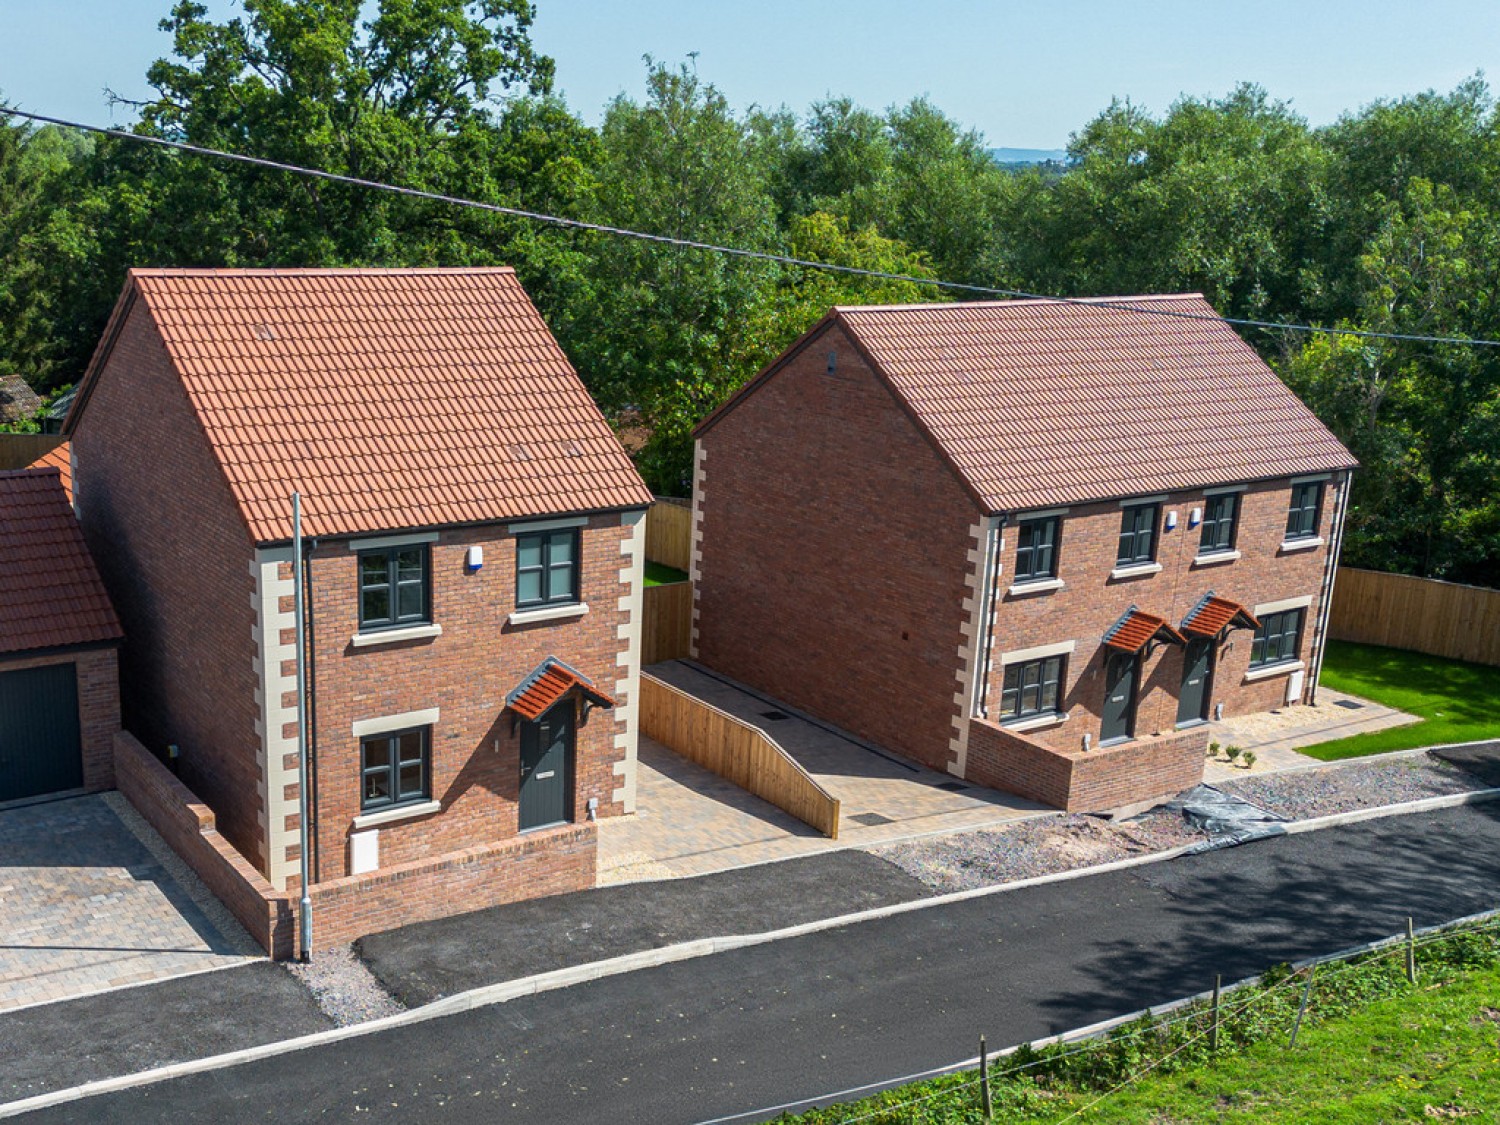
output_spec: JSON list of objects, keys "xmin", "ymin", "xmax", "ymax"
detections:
[
  {"xmin": 644, "ymin": 560, "xmax": 689, "ymax": 586},
  {"xmin": 1303, "ymin": 640, "xmax": 1500, "ymax": 761}
]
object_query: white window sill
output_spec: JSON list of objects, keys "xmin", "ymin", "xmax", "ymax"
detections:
[
  {"xmin": 1007, "ymin": 577, "xmax": 1065, "ymax": 597},
  {"xmin": 1109, "ymin": 561, "xmax": 1162, "ymax": 581},
  {"xmin": 1279, "ymin": 537, "xmax": 1324, "ymax": 553},
  {"xmin": 1001, "ymin": 711, "xmax": 1069, "ymax": 733},
  {"xmin": 1243, "ymin": 659, "xmax": 1305, "ymax": 683},
  {"xmin": 352, "ymin": 799, "xmax": 440, "ymax": 830},
  {"xmin": 350, "ymin": 623, "xmax": 443, "ymax": 648},
  {"xmin": 1191, "ymin": 550, "xmax": 1241, "ymax": 568},
  {"xmin": 507, "ymin": 602, "xmax": 589, "ymax": 626}
]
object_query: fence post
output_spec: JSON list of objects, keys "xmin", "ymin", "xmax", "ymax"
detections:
[
  {"xmin": 1210, "ymin": 974, "xmax": 1221, "ymax": 1052},
  {"xmin": 1407, "ymin": 917, "xmax": 1418, "ymax": 985},
  {"xmin": 979, "ymin": 1034, "xmax": 991, "ymax": 1122},
  {"xmin": 1288, "ymin": 964, "xmax": 1318, "ymax": 1048}
]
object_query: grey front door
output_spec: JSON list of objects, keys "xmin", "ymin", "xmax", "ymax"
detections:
[
  {"xmin": 1177, "ymin": 638, "xmax": 1213, "ymax": 725},
  {"xmin": 0, "ymin": 663, "xmax": 83, "ymax": 803},
  {"xmin": 1101, "ymin": 651, "xmax": 1137, "ymax": 744},
  {"xmin": 519, "ymin": 703, "xmax": 574, "ymax": 831}
]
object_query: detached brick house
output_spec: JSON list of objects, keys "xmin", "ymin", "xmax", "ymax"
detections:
[
  {"xmin": 0, "ymin": 467, "xmax": 122, "ymax": 804},
  {"xmin": 692, "ymin": 295, "xmax": 1358, "ymax": 812},
  {"xmin": 65, "ymin": 268, "xmax": 652, "ymax": 934}
]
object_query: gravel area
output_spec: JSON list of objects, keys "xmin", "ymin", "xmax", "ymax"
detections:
[
  {"xmin": 282, "ymin": 944, "xmax": 404, "ymax": 1027},
  {"xmin": 874, "ymin": 812, "xmax": 1204, "ymax": 894},
  {"xmin": 1216, "ymin": 752, "xmax": 1488, "ymax": 820}
]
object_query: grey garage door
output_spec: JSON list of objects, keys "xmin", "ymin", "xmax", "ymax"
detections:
[{"xmin": 0, "ymin": 662, "xmax": 83, "ymax": 803}]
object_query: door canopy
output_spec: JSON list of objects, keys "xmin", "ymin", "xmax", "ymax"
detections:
[
  {"xmin": 1180, "ymin": 593, "xmax": 1260, "ymax": 639},
  {"xmin": 506, "ymin": 656, "xmax": 615, "ymax": 721},
  {"xmin": 1103, "ymin": 606, "xmax": 1187, "ymax": 654}
]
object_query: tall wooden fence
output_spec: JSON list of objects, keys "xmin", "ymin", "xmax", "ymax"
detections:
[
  {"xmin": 0, "ymin": 433, "xmax": 63, "ymax": 470},
  {"xmin": 640, "ymin": 672, "xmax": 840, "ymax": 839},
  {"xmin": 1329, "ymin": 567, "xmax": 1500, "ymax": 666},
  {"xmin": 646, "ymin": 497, "xmax": 693, "ymax": 572},
  {"xmin": 642, "ymin": 581, "xmax": 692, "ymax": 665}
]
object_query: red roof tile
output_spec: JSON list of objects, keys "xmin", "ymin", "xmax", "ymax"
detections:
[
  {"xmin": 506, "ymin": 657, "xmax": 615, "ymax": 721},
  {"xmin": 1104, "ymin": 607, "xmax": 1187, "ymax": 653},
  {"xmin": 1182, "ymin": 595, "xmax": 1260, "ymax": 637},
  {"xmin": 703, "ymin": 295, "xmax": 1357, "ymax": 512},
  {"xmin": 70, "ymin": 269, "xmax": 652, "ymax": 543},
  {"xmin": 25, "ymin": 441, "xmax": 71, "ymax": 503},
  {"xmin": 0, "ymin": 468, "xmax": 122, "ymax": 655}
]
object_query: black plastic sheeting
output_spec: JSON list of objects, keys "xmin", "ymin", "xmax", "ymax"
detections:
[
  {"xmin": 1159, "ymin": 784, "xmax": 1290, "ymax": 853},
  {"xmin": 1431, "ymin": 742, "xmax": 1500, "ymax": 788}
]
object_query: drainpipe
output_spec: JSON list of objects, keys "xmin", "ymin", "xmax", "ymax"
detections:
[
  {"xmin": 292, "ymin": 492, "xmax": 314, "ymax": 961},
  {"xmin": 303, "ymin": 537, "xmax": 320, "ymax": 885},
  {"xmin": 1308, "ymin": 470, "xmax": 1352, "ymax": 706},
  {"xmin": 971, "ymin": 514, "xmax": 1009, "ymax": 719}
]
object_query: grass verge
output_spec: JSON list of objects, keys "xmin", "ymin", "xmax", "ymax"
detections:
[
  {"xmin": 780, "ymin": 919, "xmax": 1500, "ymax": 1123},
  {"xmin": 1304, "ymin": 640, "xmax": 1500, "ymax": 761}
]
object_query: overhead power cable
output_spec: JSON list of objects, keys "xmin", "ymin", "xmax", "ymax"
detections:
[{"xmin": 5, "ymin": 103, "xmax": 1500, "ymax": 349}]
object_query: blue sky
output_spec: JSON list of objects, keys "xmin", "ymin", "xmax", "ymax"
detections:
[{"xmin": 1, "ymin": 1, "xmax": 1497, "ymax": 148}]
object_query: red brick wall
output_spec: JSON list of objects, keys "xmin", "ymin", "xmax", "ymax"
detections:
[
  {"xmin": 0, "ymin": 646, "xmax": 120, "ymax": 792},
  {"xmin": 984, "ymin": 477, "xmax": 1341, "ymax": 754},
  {"xmin": 113, "ymin": 731, "xmax": 296, "ymax": 959},
  {"xmin": 694, "ymin": 323, "xmax": 985, "ymax": 773},
  {"xmin": 304, "ymin": 514, "xmax": 634, "ymax": 881},
  {"xmin": 967, "ymin": 718, "xmax": 1206, "ymax": 812},
  {"xmin": 70, "ymin": 300, "xmax": 266, "ymax": 868}
]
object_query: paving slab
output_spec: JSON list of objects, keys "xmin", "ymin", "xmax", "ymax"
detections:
[
  {"xmin": 0, "ymin": 960, "xmax": 331, "ymax": 1102},
  {"xmin": 356, "ymin": 848, "xmax": 931, "ymax": 1007},
  {"xmin": 1203, "ymin": 687, "xmax": 1421, "ymax": 782}
]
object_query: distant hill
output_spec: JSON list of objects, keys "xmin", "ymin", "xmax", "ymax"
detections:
[{"xmin": 989, "ymin": 147, "xmax": 1068, "ymax": 165}]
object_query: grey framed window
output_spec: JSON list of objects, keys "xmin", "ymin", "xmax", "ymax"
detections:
[
  {"xmin": 1000, "ymin": 655, "xmax": 1065, "ymax": 722},
  {"xmin": 1117, "ymin": 503, "xmax": 1159, "ymax": 565},
  {"xmin": 358, "ymin": 545, "xmax": 429, "ymax": 630},
  {"xmin": 360, "ymin": 726, "xmax": 430, "ymax": 812},
  {"xmin": 1286, "ymin": 482, "xmax": 1323, "ymax": 539},
  {"xmin": 1014, "ymin": 516, "xmax": 1060, "ymax": 581},
  {"xmin": 1199, "ymin": 493, "xmax": 1239, "ymax": 554},
  {"xmin": 516, "ymin": 528, "xmax": 580, "ymax": 608},
  {"xmin": 1250, "ymin": 609, "xmax": 1303, "ymax": 667}
]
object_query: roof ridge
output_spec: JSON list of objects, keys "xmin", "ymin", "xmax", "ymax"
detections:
[
  {"xmin": 127, "ymin": 266, "xmax": 519, "ymax": 278},
  {"xmin": 832, "ymin": 293, "xmax": 1208, "ymax": 315}
]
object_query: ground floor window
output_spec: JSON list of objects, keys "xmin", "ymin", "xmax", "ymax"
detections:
[
  {"xmin": 1000, "ymin": 655, "xmax": 1065, "ymax": 721},
  {"xmin": 360, "ymin": 726, "xmax": 430, "ymax": 811},
  {"xmin": 1250, "ymin": 609, "xmax": 1304, "ymax": 667}
]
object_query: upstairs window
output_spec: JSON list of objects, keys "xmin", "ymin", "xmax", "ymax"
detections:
[
  {"xmin": 1250, "ymin": 608, "xmax": 1304, "ymax": 667},
  {"xmin": 1000, "ymin": 655, "xmax": 1066, "ymax": 722},
  {"xmin": 1014, "ymin": 516, "xmax": 1060, "ymax": 581},
  {"xmin": 516, "ymin": 528, "xmax": 580, "ymax": 608},
  {"xmin": 1199, "ymin": 493, "xmax": 1239, "ymax": 554},
  {"xmin": 1117, "ymin": 503, "xmax": 1159, "ymax": 566},
  {"xmin": 358, "ymin": 545, "xmax": 430, "ymax": 631},
  {"xmin": 1286, "ymin": 482, "xmax": 1323, "ymax": 540}
]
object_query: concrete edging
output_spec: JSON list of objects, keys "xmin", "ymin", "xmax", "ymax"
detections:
[{"xmin": 3, "ymin": 781, "xmax": 1498, "ymax": 1118}]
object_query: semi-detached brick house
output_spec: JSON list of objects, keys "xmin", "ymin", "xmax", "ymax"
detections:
[
  {"xmin": 64, "ymin": 268, "xmax": 653, "ymax": 943},
  {"xmin": 691, "ymin": 295, "xmax": 1359, "ymax": 812}
]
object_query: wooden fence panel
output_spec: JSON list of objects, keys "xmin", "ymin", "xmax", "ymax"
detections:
[
  {"xmin": 0, "ymin": 433, "xmax": 64, "ymax": 470},
  {"xmin": 1329, "ymin": 567, "xmax": 1500, "ymax": 666},
  {"xmin": 646, "ymin": 498, "xmax": 693, "ymax": 571},
  {"xmin": 642, "ymin": 581, "xmax": 693, "ymax": 665},
  {"xmin": 640, "ymin": 673, "xmax": 840, "ymax": 839}
]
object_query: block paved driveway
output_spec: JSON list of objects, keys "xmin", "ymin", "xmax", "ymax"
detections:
[{"xmin": 0, "ymin": 792, "xmax": 260, "ymax": 1011}]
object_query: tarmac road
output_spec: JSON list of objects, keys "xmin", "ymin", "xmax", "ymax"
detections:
[{"xmin": 17, "ymin": 804, "xmax": 1500, "ymax": 1124}]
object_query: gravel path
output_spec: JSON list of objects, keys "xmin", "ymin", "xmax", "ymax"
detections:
[
  {"xmin": 1217, "ymin": 753, "xmax": 1488, "ymax": 820},
  {"xmin": 282, "ymin": 945, "xmax": 404, "ymax": 1027},
  {"xmin": 874, "ymin": 812, "xmax": 1203, "ymax": 894}
]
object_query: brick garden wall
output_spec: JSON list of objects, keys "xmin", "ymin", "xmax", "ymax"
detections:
[
  {"xmin": 694, "ymin": 322, "xmax": 985, "ymax": 774},
  {"xmin": 1, "ymin": 646, "xmax": 121, "ymax": 792}
]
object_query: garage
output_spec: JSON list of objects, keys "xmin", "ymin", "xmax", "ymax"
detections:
[{"xmin": 0, "ymin": 466, "xmax": 121, "ymax": 805}]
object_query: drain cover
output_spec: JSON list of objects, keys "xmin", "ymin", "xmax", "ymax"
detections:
[
  {"xmin": 937, "ymin": 781, "xmax": 969, "ymax": 792},
  {"xmin": 761, "ymin": 710, "xmax": 790, "ymax": 721},
  {"xmin": 850, "ymin": 812, "xmax": 895, "ymax": 827},
  {"xmin": 1334, "ymin": 699, "xmax": 1364, "ymax": 710}
]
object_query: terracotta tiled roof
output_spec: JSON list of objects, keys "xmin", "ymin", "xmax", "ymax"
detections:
[
  {"xmin": 705, "ymin": 295, "xmax": 1357, "ymax": 513},
  {"xmin": 1104, "ymin": 607, "xmax": 1186, "ymax": 653},
  {"xmin": 25, "ymin": 441, "xmax": 71, "ymax": 503},
  {"xmin": 70, "ymin": 268, "xmax": 652, "ymax": 543},
  {"xmin": 0, "ymin": 468, "xmax": 122, "ymax": 655},
  {"xmin": 1182, "ymin": 594, "xmax": 1260, "ymax": 637},
  {"xmin": 0, "ymin": 374, "xmax": 43, "ymax": 424},
  {"xmin": 505, "ymin": 657, "xmax": 615, "ymax": 721}
]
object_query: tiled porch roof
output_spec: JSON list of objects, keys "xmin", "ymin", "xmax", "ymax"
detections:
[
  {"xmin": 506, "ymin": 656, "xmax": 615, "ymax": 721},
  {"xmin": 1182, "ymin": 594, "xmax": 1260, "ymax": 637},
  {"xmin": 1103, "ymin": 606, "xmax": 1186, "ymax": 653}
]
